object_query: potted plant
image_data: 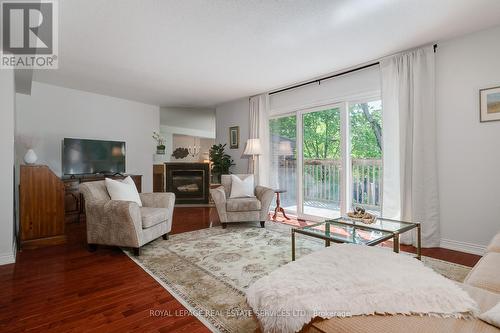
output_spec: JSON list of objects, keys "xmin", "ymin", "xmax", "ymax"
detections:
[
  {"xmin": 209, "ymin": 143, "xmax": 234, "ymax": 183},
  {"xmin": 152, "ymin": 131, "xmax": 166, "ymax": 154}
]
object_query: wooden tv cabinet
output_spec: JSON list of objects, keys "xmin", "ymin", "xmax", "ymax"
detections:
[
  {"xmin": 20, "ymin": 165, "xmax": 66, "ymax": 249},
  {"xmin": 62, "ymin": 174, "xmax": 142, "ymax": 223}
]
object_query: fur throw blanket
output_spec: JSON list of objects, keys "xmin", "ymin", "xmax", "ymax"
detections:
[{"xmin": 246, "ymin": 244, "xmax": 478, "ymax": 333}]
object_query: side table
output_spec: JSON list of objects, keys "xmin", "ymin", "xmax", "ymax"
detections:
[{"xmin": 272, "ymin": 189, "xmax": 289, "ymax": 221}]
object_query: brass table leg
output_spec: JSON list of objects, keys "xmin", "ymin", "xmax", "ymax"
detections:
[
  {"xmin": 417, "ymin": 224, "xmax": 422, "ymax": 260},
  {"xmin": 393, "ymin": 233, "xmax": 400, "ymax": 253},
  {"xmin": 291, "ymin": 229, "xmax": 296, "ymax": 261}
]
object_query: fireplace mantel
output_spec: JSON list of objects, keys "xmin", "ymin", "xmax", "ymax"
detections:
[{"xmin": 165, "ymin": 163, "xmax": 210, "ymax": 204}]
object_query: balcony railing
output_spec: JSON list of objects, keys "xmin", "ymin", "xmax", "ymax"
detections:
[
  {"xmin": 275, "ymin": 158, "xmax": 382, "ymax": 213},
  {"xmin": 351, "ymin": 159, "xmax": 382, "ymax": 210},
  {"xmin": 303, "ymin": 159, "xmax": 341, "ymax": 205}
]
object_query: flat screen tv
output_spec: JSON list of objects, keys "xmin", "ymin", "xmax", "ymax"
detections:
[{"xmin": 62, "ymin": 138, "xmax": 126, "ymax": 175}]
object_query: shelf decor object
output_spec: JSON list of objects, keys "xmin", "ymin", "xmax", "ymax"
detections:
[
  {"xmin": 188, "ymin": 145, "xmax": 200, "ymax": 157},
  {"xmin": 153, "ymin": 131, "xmax": 166, "ymax": 154},
  {"xmin": 172, "ymin": 147, "xmax": 189, "ymax": 159},
  {"xmin": 23, "ymin": 149, "xmax": 38, "ymax": 165}
]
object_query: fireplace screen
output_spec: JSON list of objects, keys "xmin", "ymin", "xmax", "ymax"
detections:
[
  {"xmin": 172, "ymin": 171, "xmax": 204, "ymax": 198},
  {"xmin": 165, "ymin": 163, "xmax": 209, "ymax": 204}
]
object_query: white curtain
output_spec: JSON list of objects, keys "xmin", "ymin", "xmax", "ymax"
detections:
[
  {"xmin": 249, "ymin": 94, "xmax": 270, "ymax": 186},
  {"xmin": 381, "ymin": 46, "xmax": 440, "ymax": 247}
]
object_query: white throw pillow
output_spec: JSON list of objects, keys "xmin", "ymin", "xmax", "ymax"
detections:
[
  {"xmin": 480, "ymin": 301, "xmax": 500, "ymax": 328},
  {"xmin": 105, "ymin": 176, "xmax": 142, "ymax": 206},
  {"xmin": 229, "ymin": 174, "xmax": 255, "ymax": 198}
]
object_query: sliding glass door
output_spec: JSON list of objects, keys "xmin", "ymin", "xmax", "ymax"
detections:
[
  {"xmin": 349, "ymin": 100, "xmax": 383, "ymax": 214},
  {"xmin": 269, "ymin": 98, "xmax": 382, "ymax": 220},
  {"xmin": 269, "ymin": 115, "xmax": 297, "ymax": 214},
  {"xmin": 301, "ymin": 106, "xmax": 342, "ymax": 219}
]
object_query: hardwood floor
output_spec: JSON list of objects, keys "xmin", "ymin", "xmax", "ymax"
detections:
[
  {"xmin": 0, "ymin": 207, "xmax": 219, "ymax": 333},
  {"xmin": 399, "ymin": 244, "xmax": 481, "ymax": 267},
  {"xmin": 0, "ymin": 207, "xmax": 481, "ymax": 332}
]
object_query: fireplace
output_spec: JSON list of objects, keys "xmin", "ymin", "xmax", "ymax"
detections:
[{"xmin": 165, "ymin": 163, "xmax": 209, "ymax": 204}]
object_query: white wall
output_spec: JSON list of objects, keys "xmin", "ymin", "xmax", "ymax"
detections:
[
  {"xmin": 436, "ymin": 25, "xmax": 500, "ymax": 254},
  {"xmin": 160, "ymin": 107, "xmax": 215, "ymax": 135},
  {"xmin": 215, "ymin": 97, "xmax": 250, "ymax": 173},
  {"xmin": 0, "ymin": 69, "xmax": 16, "ymax": 265},
  {"xmin": 270, "ymin": 66, "xmax": 381, "ymax": 115},
  {"xmin": 16, "ymin": 82, "xmax": 160, "ymax": 192}
]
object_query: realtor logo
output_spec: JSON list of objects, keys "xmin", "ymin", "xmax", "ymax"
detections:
[{"xmin": 1, "ymin": 0, "xmax": 58, "ymax": 68}]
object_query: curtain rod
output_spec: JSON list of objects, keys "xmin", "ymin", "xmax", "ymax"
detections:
[
  {"xmin": 269, "ymin": 62, "xmax": 378, "ymax": 95},
  {"xmin": 268, "ymin": 43, "xmax": 438, "ymax": 96}
]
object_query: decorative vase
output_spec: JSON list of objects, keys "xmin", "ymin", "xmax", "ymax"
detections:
[
  {"xmin": 156, "ymin": 146, "xmax": 165, "ymax": 155},
  {"xmin": 24, "ymin": 149, "xmax": 37, "ymax": 165}
]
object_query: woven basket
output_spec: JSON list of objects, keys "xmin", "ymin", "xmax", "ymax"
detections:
[{"xmin": 347, "ymin": 213, "xmax": 376, "ymax": 224}]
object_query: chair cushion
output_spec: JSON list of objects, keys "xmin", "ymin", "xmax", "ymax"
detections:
[
  {"xmin": 229, "ymin": 174, "xmax": 255, "ymax": 198},
  {"xmin": 105, "ymin": 176, "xmax": 142, "ymax": 206},
  {"xmin": 226, "ymin": 197, "xmax": 261, "ymax": 212},
  {"xmin": 464, "ymin": 252, "xmax": 500, "ymax": 293},
  {"xmin": 140, "ymin": 207, "xmax": 169, "ymax": 228},
  {"xmin": 486, "ymin": 233, "xmax": 500, "ymax": 253}
]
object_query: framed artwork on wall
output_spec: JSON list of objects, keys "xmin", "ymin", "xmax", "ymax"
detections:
[
  {"xmin": 480, "ymin": 86, "xmax": 500, "ymax": 122},
  {"xmin": 229, "ymin": 126, "xmax": 239, "ymax": 149}
]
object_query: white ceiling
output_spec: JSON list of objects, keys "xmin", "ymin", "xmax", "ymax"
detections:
[{"xmin": 33, "ymin": 0, "xmax": 500, "ymax": 108}]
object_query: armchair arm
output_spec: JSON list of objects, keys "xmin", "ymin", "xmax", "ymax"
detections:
[
  {"xmin": 83, "ymin": 199, "xmax": 107, "ymax": 239},
  {"xmin": 210, "ymin": 186, "xmax": 228, "ymax": 223},
  {"xmin": 255, "ymin": 186, "xmax": 275, "ymax": 221},
  {"xmin": 140, "ymin": 192, "xmax": 175, "ymax": 209},
  {"xmin": 100, "ymin": 200, "xmax": 142, "ymax": 247},
  {"xmin": 84, "ymin": 199, "xmax": 107, "ymax": 218}
]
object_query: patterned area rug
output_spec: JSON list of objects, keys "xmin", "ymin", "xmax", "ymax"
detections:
[{"xmin": 124, "ymin": 222, "xmax": 472, "ymax": 333}]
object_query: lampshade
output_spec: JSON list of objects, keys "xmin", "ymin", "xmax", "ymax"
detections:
[
  {"xmin": 278, "ymin": 141, "xmax": 293, "ymax": 156},
  {"xmin": 243, "ymin": 138, "xmax": 262, "ymax": 156}
]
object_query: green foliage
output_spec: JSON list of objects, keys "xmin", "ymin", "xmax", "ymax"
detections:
[
  {"xmin": 269, "ymin": 102, "xmax": 382, "ymax": 160},
  {"xmin": 269, "ymin": 116, "xmax": 296, "ymax": 141},
  {"xmin": 209, "ymin": 144, "xmax": 234, "ymax": 178},
  {"xmin": 269, "ymin": 102, "xmax": 383, "ymax": 206},
  {"xmin": 350, "ymin": 102, "xmax": 382, "ymax": 159},
  {"xmin": 303, "ymin": 108, "xmax": 341, "ymax": 159}
]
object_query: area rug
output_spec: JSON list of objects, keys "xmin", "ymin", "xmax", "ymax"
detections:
[{"xmin": 124, "ymin": 222, "xmax": 472, "ymax": 333}]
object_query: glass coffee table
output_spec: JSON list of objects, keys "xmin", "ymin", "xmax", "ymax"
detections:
[{"xmin": 291, "ymin": 217, "xmax": 421, "ymax": 261}]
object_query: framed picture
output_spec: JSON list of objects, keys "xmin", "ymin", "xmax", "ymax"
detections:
[
  {"xmin": 229, "ymin": 126, "xmax": 239, "ymax": 149},
  {"xmin": 480, "ymin": 86, "xmax": 500, "ymax": 122}
]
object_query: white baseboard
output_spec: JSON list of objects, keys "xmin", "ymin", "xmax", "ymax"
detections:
[
  {"xmin": 0, "ymin": 241, "xmax": 17, "ymax": 266},
  {"xmin": 440, "ymin": 238, "xmax": 486, "ymax": 256},
  {"xmin": 0, "ymin": 252, "xmax": 15, "ymax": 265}
]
